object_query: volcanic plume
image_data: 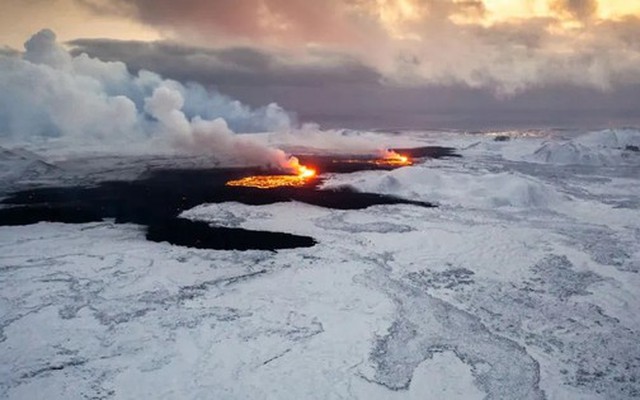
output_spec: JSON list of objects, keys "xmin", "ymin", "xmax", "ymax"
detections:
[
  {"xmin": 1, "ymin": 30, "xmax": 420, "ymax": 178},
  {"xmin": 0, "ymin": 29, "xmax": 294, "ymax": 168}
]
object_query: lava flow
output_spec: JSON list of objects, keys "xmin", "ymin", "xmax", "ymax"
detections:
[
  {"xmin": 334, "ymin": 150, "xmax": 412, "ymax": 167},
  {"xmin": 375, "ymin": 150, "xmax": 412, "ymax": 166},
  {"xmin": 226, "ymin": 159, "xmax": 317, "ymax": 189}
]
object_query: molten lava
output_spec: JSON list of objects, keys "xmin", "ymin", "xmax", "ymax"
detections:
[
  {"xmin": 375, "ymin": 150, "xmax": 412, "ymax": 166},
  {"xmin": 226, "ymin": 160, "xmax": 317, "ymax": 189},
  {"xmin": 225, "ymin": 150, "xmax": 409, "ymax": 189},
  {"xmin": 333, "ymin": 150, "xmax": 412, "ymax": 167}
]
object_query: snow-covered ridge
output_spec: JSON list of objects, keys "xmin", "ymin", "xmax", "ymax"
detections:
[
  {"xmin": 322, "ymin": 167, "xmax": 568, "ymax": 210},
  {"xmin": 526, "ymin": 129, "xmax": 640, "ymax": 166}
]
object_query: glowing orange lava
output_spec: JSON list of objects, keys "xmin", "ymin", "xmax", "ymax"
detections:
[
  {"xmin": 375, "ymin": 150, "xmax": 412, "ymax": 166},
  {"xmin": 334, "ymin": 150, "xmax": 412, "ymax": 167},
  {"xmin": 226, "ymin": 161, "xmax": 317, "ymax": 189}
]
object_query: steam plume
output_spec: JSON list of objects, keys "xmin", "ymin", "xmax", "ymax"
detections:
[{"xmin": 0, "ymin": 29, "xmax": 294, "ymax": 168}]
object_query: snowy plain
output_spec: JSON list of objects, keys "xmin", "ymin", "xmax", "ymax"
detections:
[{"xmin": 1, "ymin": 128, "xmax": 640, "ymax": 399}]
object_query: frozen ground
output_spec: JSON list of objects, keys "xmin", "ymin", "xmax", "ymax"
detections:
[{"xmin": 1, "ymin": 128, "xmax": 640, "ymax": 399}]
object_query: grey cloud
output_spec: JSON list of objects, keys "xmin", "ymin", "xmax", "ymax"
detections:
[
  {"xmin": 0, "ymin": 46, "xmax": 20, "ymax": 57},
  {"xmin": 69, "ymin": 39, "xmax": 382, "ymax": 87},
  {"xmin": 552, "ymin": 0, "xmax": 598, "ymax": 20},
  {"xmin": 80, "ymin": 0, "xmax": 359, "ymax": 45},
  {"xmin": 67, "ymin": 37, "xmax": 640, "ymax": 130},
  {"xmin": 596, "ymin": 16, "xmax": 640, "ymax": 50}
]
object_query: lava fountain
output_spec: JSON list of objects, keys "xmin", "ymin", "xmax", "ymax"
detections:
[{"xmin": 226, "ymin": 157, "xmax": 317, "ymax": 189}]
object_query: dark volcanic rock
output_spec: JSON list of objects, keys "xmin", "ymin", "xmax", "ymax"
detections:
[
  {"xmin": 295, "ymin": 146, "xmax": 460, "ymax": 174},
  {"xmin": 147, "ymin": 218, "xmax": 316, "ymax": 251},
  {"xmin": 1, "ymin": 166, "xmax": 435, "ymax": 250},
  {"xmin": 390, "ymin": 146, "xmax": 461, "ymax": 159},
  {"xmin": 0, "ymin": 206, "xmax": 101, "ymax": 226}
]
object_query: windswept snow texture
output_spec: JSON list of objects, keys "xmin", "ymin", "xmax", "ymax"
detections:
[{"xmin": 1, "ymin": 128, "xmax": 640, "ymax": 399}]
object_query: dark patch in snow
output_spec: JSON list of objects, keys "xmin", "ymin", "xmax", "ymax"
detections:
[
  {"xmin": 177, "ymin": 269, "xmax": 268, "ymax": 301},
  {"xmin": 625, "ymin": 145, "xmax": 639, "ymax": 152},
  {"xmin": 407, "ymin": 267, "xmax": 476, "ymax": 290},
  {"xmin": 0, "ymin": 205, "xmax": 101, "ymax": 225},
  {"xmin": 20, "ymin": 358, "xmax": 89, "ymax": 379},
  {"xmin": 147, "ymin": 218, "xmax": 315, "ymax": 251},
  {"xmin": 527, "ymin": 255, "xmax": 604, "ymax": 300},
  {"xmin": 390, "ymin": 146, "xmax": 461, "ymax": 159}
]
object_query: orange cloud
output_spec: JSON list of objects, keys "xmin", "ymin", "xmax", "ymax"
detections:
[
  {"xmin": 3, "ymin": 0, "xmax": 640, "ymax": 96},
  {"xmin": 0, "ymin": 0, "xmax": 161, "ymax": 49}
]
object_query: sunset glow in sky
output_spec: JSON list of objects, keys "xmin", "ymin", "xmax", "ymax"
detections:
[
  {"xmin": 4, "ymin": 1, "xmax": 639, "ymax": 46},
  {"xmin": 2, "ymin": 0, "xmax": 640, "ymax": 127}
]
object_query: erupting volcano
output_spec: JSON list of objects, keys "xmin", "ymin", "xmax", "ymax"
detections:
[{"xmin": 226, "ymin": 157, "xmax": 317, "ymax": 189}]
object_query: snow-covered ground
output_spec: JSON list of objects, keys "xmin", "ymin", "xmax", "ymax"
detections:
[{"xmin": 1, "ymin": 129, "xmax": 640, "ymax": 399}]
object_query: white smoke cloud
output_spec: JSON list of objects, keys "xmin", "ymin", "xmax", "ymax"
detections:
[
  {"xmin": 268, "ymin": 123, "xmax": 393, "ymax": 155},
  {"xmin": 144, "ymin": 85, "xmax": 292, "ymax": 168},
  {"xmin": 0, "ymin": 29, "xmax": 295, "ymax": 168}
]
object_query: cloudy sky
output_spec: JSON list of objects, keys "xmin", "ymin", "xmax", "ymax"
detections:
[{"xmin": 3, "ymin": 0, "xmax": 640, "ymax": 129}]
